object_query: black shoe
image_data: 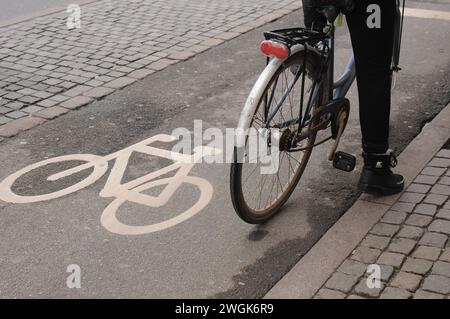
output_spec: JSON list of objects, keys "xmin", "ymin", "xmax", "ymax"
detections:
[{"xmin": 358, "ymin": 150, "xmax": 405, "ymax": 196}]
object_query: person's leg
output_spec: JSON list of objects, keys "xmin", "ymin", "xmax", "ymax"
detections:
[
  {"xmin": 346, "ymin": 0, "xmax": 404, "ymax": 195},
  {"xmin": 346, "ymin": 0, "xmax": 396, "ymax": 154}
]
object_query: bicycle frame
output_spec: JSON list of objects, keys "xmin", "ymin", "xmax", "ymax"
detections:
[
  {"xmin": 328, "ymin": 27, "xmax": 356, "ymax": 100},
  {"xmin": 313, "ymin": 24, "xmax": 356, "ymax": 109},
  {"xmin": 230, "ymin": 3, "xmax": 405, "ymax": 222}
]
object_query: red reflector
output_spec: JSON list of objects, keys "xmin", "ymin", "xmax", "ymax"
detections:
[{"xmin": 260, "ymin": 40, "xmax": 289, "ymax": 59}]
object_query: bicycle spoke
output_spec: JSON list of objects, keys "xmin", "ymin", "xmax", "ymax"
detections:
[
  {"xmin": 267, "ymin": 75, "xmax": 280, "ymax": 119},
  {"xmin": 286, "ymin": 151, "xmax": 302, "ymax": 166},
  {"xmin": 283, "ymin": 70, "xmax": 295, "ymax": 120},
  {"xmin": 242, "ymin": 164, "xmax": 260, "ymax": 186},
  {"xmin": 257, "ymin": 173, "xmax": 269, "ymax": 210},
  {"xmin": 268, "ymin": 172, "xmax": 276, "ymax": 207}
]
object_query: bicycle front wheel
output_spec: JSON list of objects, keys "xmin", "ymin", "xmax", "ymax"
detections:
[{"xmin": 230, "ymin": 49, "xmax": 327, "ymax": 224}]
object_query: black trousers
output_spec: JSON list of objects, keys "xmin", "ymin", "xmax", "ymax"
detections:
[{"xmin": 303, "ymin": 0, "xmax": 396, "ymax": 153}]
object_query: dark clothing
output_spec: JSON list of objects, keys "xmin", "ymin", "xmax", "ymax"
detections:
[
  {"xmin": 347, "ymin": 0, "xmax": 396, "ymax": 153},
  {"xmin": 303, "ymin": 0, "xmax": 396, "ymax": 153}
]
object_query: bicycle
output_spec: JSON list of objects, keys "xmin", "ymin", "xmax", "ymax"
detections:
[
  {"xmin": 230, "ymin": 0, "xmax": 405, "ymax": 224},
  {"xmin": 0, "ymin": 134, "xmax": 221, "ymax": 235}
]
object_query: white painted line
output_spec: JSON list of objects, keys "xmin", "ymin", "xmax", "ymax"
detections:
[{"xmin": 404, "ymin": 8, "xmax": 450, "ymax": 21}]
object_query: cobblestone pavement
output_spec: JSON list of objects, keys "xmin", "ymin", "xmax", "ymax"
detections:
[
  {"xmin": 0, "ymin": 0, "xmax": 300, "ymax": 139},
  {"xmin": 315, "ymin": 147, "xmax": 450, "ymax": 299}
]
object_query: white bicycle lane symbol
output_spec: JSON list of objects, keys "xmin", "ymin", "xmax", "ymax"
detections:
[{"xmin": 0, "ymin": 134, "xmax": 222, "ymax": 235}]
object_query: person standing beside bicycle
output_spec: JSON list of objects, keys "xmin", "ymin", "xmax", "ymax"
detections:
[{"xmin": 302, "ymin": 0, "xmax": 405, "ymax": 195}]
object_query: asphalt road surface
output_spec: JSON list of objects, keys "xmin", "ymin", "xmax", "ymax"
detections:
[{"xmin": 0, "ymin": 3, "xmax": 449, "ymax": 298}]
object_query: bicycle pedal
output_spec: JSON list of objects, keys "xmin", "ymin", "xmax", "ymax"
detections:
[{"xmin": 333, "ymin": 151, "xmax": 356, "ymax": 172}]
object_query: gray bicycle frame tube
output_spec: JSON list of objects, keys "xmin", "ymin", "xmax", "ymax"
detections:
[
  {"xmin": 306, "ymin": 26, "xmax": 356, "ymax": 124},
  {"xmin": 333, "ymin": 54, "xmax": 356, "ymax": 99},
  {"xmin": 326, "ymin": 24, "xmax": 356, "ymax": 102}
]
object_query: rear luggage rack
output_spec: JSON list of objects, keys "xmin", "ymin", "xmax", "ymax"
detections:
[{"xmin": 263, "ymin": 27, "xmax": 329, "ymax": 48}]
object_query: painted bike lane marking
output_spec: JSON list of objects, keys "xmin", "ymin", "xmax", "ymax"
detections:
[{"xmin": 0, "ymin": 134, "xmax": 222, "ymax": 235}]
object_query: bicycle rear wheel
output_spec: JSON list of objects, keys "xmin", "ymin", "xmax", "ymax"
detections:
[{"xmin": 230, "ymin": 49, "xmax": 327, "ymax": 224}]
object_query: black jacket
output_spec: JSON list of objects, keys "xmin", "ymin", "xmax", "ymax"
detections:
[{"xmin": 302, "ymin": 0, "xmax": 355, "ymax": 27}]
